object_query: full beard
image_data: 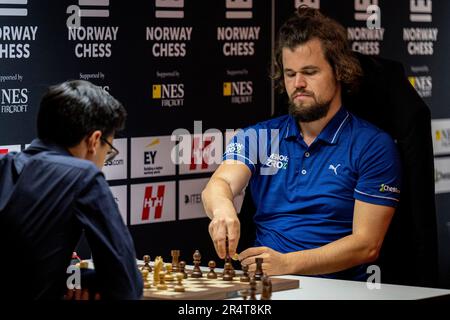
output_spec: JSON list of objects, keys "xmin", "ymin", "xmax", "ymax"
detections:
[{"xmin": 288, "ymin": 92, "xmax": 331, "ymax": 123}]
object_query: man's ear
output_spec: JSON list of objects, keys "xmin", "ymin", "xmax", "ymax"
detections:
[{"xmin": 86, "ymin": 130, "xmax": 102, "ymax": 154}]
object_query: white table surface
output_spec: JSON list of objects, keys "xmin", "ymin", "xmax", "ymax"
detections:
[{"xmin": 249, "ymin": 275, "xmax": 450, "ymax": 300}]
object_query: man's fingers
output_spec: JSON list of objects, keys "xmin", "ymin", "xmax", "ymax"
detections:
[
  {"xmin": 239, "ymin": 247, "xmax": 267, "ymax": 262},
  {"xmin": 215, "ymin": 220, "xmax": 227, "ymax": 259},
  {"xmin": 227, "ymin": 219, "xmax": 240, "ymax": 257}
]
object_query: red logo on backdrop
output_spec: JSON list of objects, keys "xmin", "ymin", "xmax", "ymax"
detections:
[
  {"xmin": 141, "ymin": 185, "xmax": 165, "ymax": 220},
  {"xmin": 190, "ymin": 137, "xmax": 212, "ymax": 170},
  {"xmin": 0, "ymin": 149, "xmax": 9, "ymax": 155}
]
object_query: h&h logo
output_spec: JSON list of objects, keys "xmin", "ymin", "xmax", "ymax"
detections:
[{"xmin": 142, "ymin": 185, "xmax": 165, "ymax": 221}]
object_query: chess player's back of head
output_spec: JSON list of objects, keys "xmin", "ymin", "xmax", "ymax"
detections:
[{"xmin": 37, "ymin": 80, "xmax": 126, "ymax": 148}]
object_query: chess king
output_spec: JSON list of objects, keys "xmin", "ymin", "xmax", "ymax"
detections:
[{"xmin": 202, "ymin": 6, "xmax": 401, "ymax": 281}]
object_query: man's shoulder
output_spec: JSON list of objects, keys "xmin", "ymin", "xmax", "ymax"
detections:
[{"xmin": 349, "ymin": 112, "xmax": 394, "ymax": 142}]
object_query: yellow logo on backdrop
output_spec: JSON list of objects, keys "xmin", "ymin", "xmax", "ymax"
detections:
[
  {"xmin": 153, "ymin": 85, "xmax": 162, "ymax": 99},
  {"xmin": 408, "ymin": 76, "xmax": 415, "ymax": 87},
  {"xmin": 436, "ymin": 130, "xmax": 441, "ymax": 141},
  {"xmin": 223, "ymin": 82, "xmax": 232, "ymax": 96}
]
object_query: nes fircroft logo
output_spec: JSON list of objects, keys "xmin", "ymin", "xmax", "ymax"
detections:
[
  {"xmin": 130, "ymin": 182, "xmax": 176, "ymax": 225},
  {"xmin": 1, "ymin": 87, "xmax": 29, "ymax": 114},
  {"xmin": 152, "ymin": 83, "xmax": 184, "ymax": 107},
  {"xmin": 67, "ymin": 0, "xmax": 119, "ymax": 58},
  {"xmin": 408, "ymin": 76, "xmax": 432, "ymax": 98},
  {"xmin": 0, "ymin": 0, "xmax": 38, "ymax": 59},
  {"xmin": 223, "ymin": 81, "xmax": 253, "ymax": 104},
  {"xmin": 432, "ymin": 119, "xmax": 450, "ymax": 155}
]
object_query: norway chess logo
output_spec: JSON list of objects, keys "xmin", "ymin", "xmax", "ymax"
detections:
[
  {"xmin": 0, "ymin": 0, "xmax": 28, "ymax": 16},
  {"xmin": 225, "ymin": 0, "xmax": 253, "ymax": 19},
  {"xmin": 155, "ymin": 0, "xmax": 184, "ymax": 19},
  {"xmin": 142, "ymin": 185, "xmax": 165, "ymax": 221},
  {"xmin": 67, "ymin": 0, "xmax": 110, "ymax": 28},
  {"xmin": 328, "ymin": 163, "xmax": 341, "ymax": 175}
]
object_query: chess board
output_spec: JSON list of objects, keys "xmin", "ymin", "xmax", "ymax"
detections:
[{"xmin": 141, "ymin": 272, "xmax": 300, "ymax": 300}]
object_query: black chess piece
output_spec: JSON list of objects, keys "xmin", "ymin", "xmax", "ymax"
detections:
[
  {"xmin": 191, "ymin": 250, "xmax": 203, "ymax": 278},
  {"xmin": 207, "ymin": 260, "xmax": 217, "ymax": 279},
  {"xmin": 249, "ymin": 276, "xmax": 257, "ymax": 300},
  {"xmin": 171, "ymin": 250, "xmax": 180, "ymax": 273},
  {"xmin": 254, "ymin": 257, "xmax": 263, "ymax": 281},
  {"xmin": 179, "ymin": 261, "xmax": 188, "ymax": 279},
  {"xmin": 261, "ymin": 274, "xmax": 272, "ymax": 300},
  {"xmin": 240, "ymin": 264, "xmax": 250, "ymax": 282},
  {"xmin": 223, "ymin": 261, "xmax": 233, "ymax": 281},
  {"xmin": 141, "ymin": 255, "xmax": 152, "ymax": 273}
]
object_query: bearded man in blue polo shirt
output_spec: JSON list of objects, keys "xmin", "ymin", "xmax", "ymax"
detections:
[{"xmin": 202, "ymin": 6, "xmax": 401, "ymax": 281}]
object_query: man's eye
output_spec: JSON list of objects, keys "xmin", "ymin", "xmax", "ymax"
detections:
[
  {"xmin": 285, "ymin": 72, "xmax": 295, "ymax": 78},
  {"xmin": 303, "ymin": 70, "xmax": 317, "ymax": 76}
]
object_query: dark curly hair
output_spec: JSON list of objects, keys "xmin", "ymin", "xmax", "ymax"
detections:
[{"xmin": 273, "ymin": 5, "xmax": 362, "ymax": 94}]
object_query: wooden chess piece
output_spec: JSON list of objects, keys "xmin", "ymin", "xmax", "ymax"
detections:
[
  {"xmin": 164, "ymin": 263, "xmax": 174, "ymax": 281},
  {"xmin": 249, "ymin": 276, "xmax": 257, "ymax": 300},
  {"xmin": 240, "ymin": 289, "xmax": 249, "ymax": 300},
  {"xmin": 179, "ymin": 260, "xmax": 188, "ymax": 279},
  {"xmin": 261, "ymin": 274, "xmax": 272, "ymax": 300},
  {"xmin": 174, "ymin": 273, "xmax": 185, "ymax": 292},
  {"xmin": 140, "ymin": 269, "xmax": 151, "ymax": 289},
  {"xmin": 141, "ymin": 255, "xmax": 152, "ymax": 273},
  {"xmin": 240, "ymin": 264, "xmax": 250, "ymax": 282},
  {"xmin": 191, "ymin": 250, "xmax": 203, "ymax": 278},
  {"xmin": 171, "ymin": 249, "xmax": 180, "ymax": 273},
  {"xmin": 223, "ymin": 261, "xmax": 233, "ymax": 281},
  {"xmin": 157, "ymin": 271, "xmax": 168, "ymax": 290},
  {"xmin": 207, "ymin": 260, "xmax": 217, "ymax": 279},
  {"xmin": 254, "ymin": 257, "xmax": 263, "ymax": 281},
  {"xmin": 153, "ymin": 256, "xmax": 163, "ymax": 286}
]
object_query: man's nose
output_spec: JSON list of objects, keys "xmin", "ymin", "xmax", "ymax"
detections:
[{"xmin": 294, "ymin": 73, "xmax": 307, "ymax": 89}]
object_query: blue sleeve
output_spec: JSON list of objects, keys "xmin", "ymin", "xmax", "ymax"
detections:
[
  {"xmin": 75, "ymin": 172, "xmax": 143, "ymax": 300},
  {"xmin": 223, "ymin": 126, "xmax": 260, "ymax": 174},
  {"xmin": 353, "ymin": 132, "xmax": 402, "ymax": 208}
]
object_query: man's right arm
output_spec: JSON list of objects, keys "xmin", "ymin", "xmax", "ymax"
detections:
[
  {"xmin": 75, "ymin": 172, "xmax": 143, "ymax": 300},
  {"xmin": 202, "ymin": 160, "xmax": 252, "ymax": 259}
]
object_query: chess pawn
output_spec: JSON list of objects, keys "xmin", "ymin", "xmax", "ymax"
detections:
[
  {"xmin": 140, "ymin": 269, "xmax": 151, "ymax": 289},
  {"xmin": 254, "ymin": 257, "xmax": 263, "ymax": 281},
  {"xmin": 174, "ymin": 273, "xmax": 185, "ymax": 293},
  {"xmin": 191, "ymin": 250, "xmax": 203, "ymax": 278},
  {"xmin": 179, "ymin": 261, "xmax": 188, "ymax": 279},
  {"xmin": 207, "ymin": 260, "xmax": 217, "ymax": 279},
  {"xmin": 141, "ymin": 255, "xmax": 152, "ymax": 273},
  {"xmin": 223, "ymin": 261, "xmax": 233, "ymax": 281},
  {"xmin": 164, "ymin": 263, "xmax": 174, "ymax": 281},
  {"xmin": 240, "ymin": 264, "xmax": 250, "ymax": 282},
  {"xmin": 249, "ymin": 276, "xmax": 257, "ymax": 300},
  {"xmin": 157, "ymin": 271, "xmax": 168, "ymax": 290},
  {"xmin": 171, "ymin": 250, "xmax": 180, "ymax": 273},
  {"xmin": 261, "ymin": 274, "xmax": 272, "ymax": 300},
  {"xmin": 240, "ymin": 289, "xmax": 249, "ymax": 300}
]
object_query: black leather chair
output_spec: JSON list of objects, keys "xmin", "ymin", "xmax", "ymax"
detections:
[{"xmin": 237, "ymin": 53, "xmax": 439, "ymax": 287}]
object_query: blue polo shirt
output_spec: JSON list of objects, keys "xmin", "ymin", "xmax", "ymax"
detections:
[{"xmin": 223, "ymin": 106, "xmax": 401, "ymax": 281}]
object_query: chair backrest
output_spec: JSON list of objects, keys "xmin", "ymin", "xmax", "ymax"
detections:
[{"xmin": 237, "ymin": 53, "xmax": 439, "ymax": 287}]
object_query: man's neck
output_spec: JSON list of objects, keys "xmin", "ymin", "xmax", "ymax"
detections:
[{"xmin": 299, "ymin": 98, "xmax": 342, "ymax": 146}]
